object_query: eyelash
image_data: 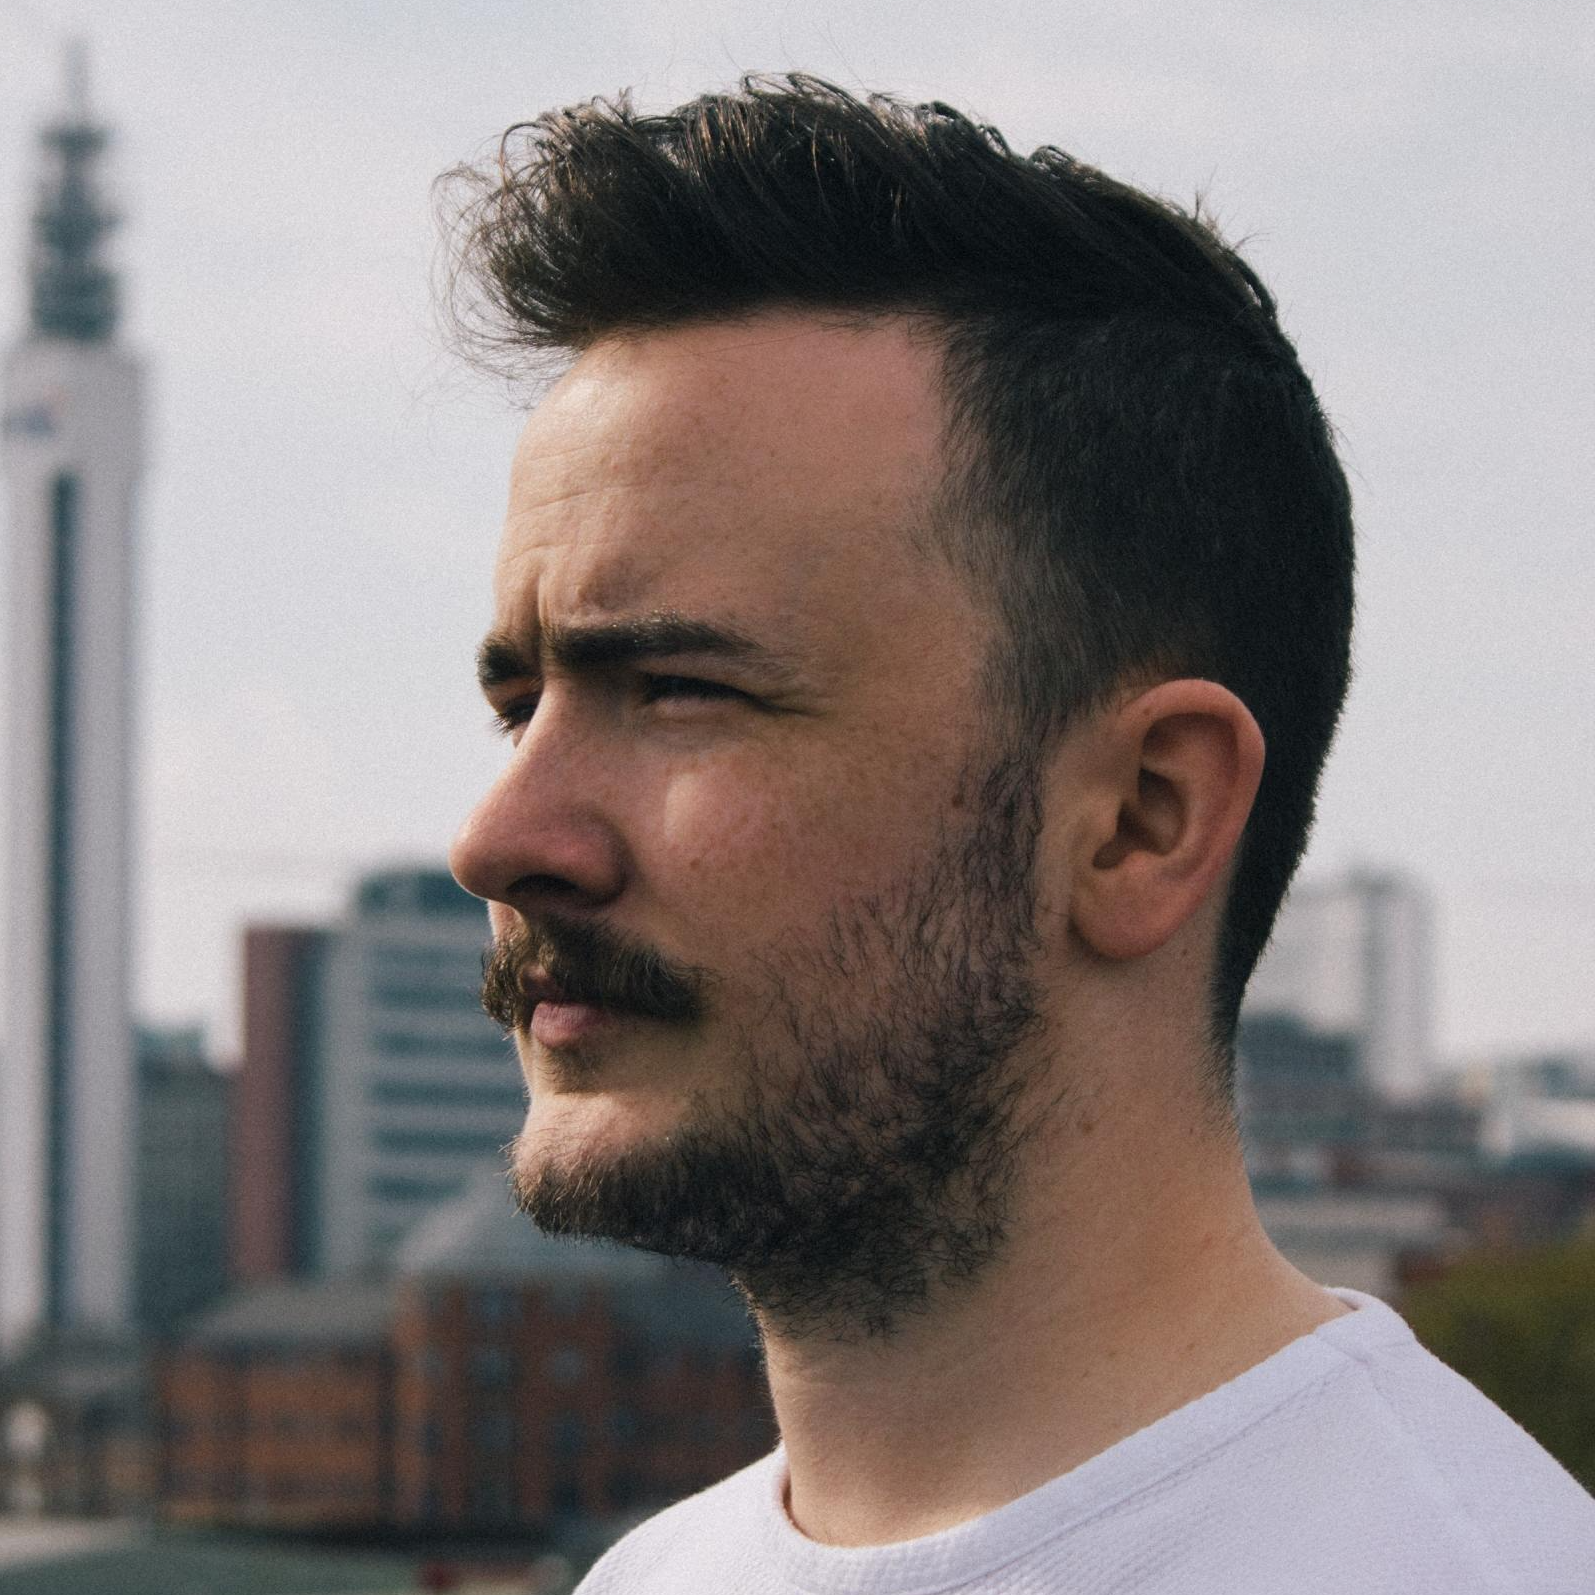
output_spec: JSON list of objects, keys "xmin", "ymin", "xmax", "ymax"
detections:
[
  {"xmin": 491, "ymin": 701, "xmax": 536, "ymax": 737},
  {"xmin": 490, "ymin": 675, "xmax": 744, "ymax": 738},
  {"xmin": 642, "ymin": 674, "xmax": 743, "ymax": 703}
]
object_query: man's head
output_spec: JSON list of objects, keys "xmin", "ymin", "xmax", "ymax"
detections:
[{"xmin": 444, "ymin": 78, "xmax": 1353, "ymax": 1335}]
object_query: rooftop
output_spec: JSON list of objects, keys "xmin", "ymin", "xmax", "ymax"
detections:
[
  {"xmin": 399, "ymin": 1167, "xmax": 758, "ymax": 1352},
  {"xmin": 185, "ymin": 1278, "xmax": 397, "ymax": 1350}
]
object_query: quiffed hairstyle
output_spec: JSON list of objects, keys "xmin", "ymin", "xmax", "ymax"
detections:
[{"xmin": 440, "ymin": 75, "xmax": 1355, "ymax": 1101}]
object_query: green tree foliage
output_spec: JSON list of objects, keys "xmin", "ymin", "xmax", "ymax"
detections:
[{"xmin": 1402, "ymin": 1235, "xmax": 1595, "ymax": 1490}]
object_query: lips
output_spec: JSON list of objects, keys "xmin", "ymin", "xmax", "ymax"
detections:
[
  {"xmin": 522, "ymin": 970, "xmax": 576, "ymax": 1007},
  {"xmin": 526, "ymin": 983, "xmax": 612, "ymax": 1048}
]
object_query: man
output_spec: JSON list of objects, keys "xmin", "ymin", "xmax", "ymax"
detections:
[{"xmin": 445, "ymin": 77, "xmax": 1594, "ymax": 1592}]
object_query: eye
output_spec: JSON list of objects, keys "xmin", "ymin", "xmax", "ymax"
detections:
[
  {"xmin": 489, "ymin": 694, "xmax": 539, "ymax": 739},
  {"xmin": 641, "ymin": 674, "xmax": 746, "ymax": 705}
]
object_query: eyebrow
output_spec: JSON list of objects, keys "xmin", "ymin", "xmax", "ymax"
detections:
[{"xmin": 475, "ymin": 612, "xmax": 790, "ymax": 692}]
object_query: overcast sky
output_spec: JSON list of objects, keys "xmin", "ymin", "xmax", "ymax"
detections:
[{"xmin": 1, "ymin": 0, "xmax": 1590, "ymax": 1065}]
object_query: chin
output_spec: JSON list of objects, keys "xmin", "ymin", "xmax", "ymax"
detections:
[
  {"xmin": 505, "ymin": 1112, "xmax": 633, "ymax": 1244},
  {"xmin": 514, "ymin": 1086, "xmax": 683, "ymax": 1181},
  {"xmin": 505, "ymin": 1082, "xmax": 744, "ymax": 1261}
]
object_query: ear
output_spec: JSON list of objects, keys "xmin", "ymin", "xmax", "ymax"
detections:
[{"xmin": 1069, "ymin": 679, "xmax": 1264, "ymax": 962}]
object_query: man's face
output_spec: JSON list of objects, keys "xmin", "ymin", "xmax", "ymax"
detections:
[{"xmin": 451, "ymin": 313, "xmax": 1053, "ymax": 1336}]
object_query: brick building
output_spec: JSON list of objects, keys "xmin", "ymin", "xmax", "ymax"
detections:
[
  {"xmin": 159, "ymin": 1170, "xmax": 773, "ymax": 1530},
  {"xmin": 230, "ymin": 925, "xmax": 329, "ymax": 1284}
]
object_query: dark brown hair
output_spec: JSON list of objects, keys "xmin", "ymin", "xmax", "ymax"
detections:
[{"xmin": 440, "ymin": 75, "xmax": 1355, "ymax": 1101}]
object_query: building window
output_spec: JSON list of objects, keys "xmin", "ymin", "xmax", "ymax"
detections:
[
  {"xmin": 470, "ymin": 1475, "xmax": 515, "ymax": 1521},
  {"xmin": 472, "ymin": 1287, "xmax": 516, "ymax": 1326},
  {"xmin": 370, "ymin": 982, "xmax": 477, "ymax": 1010},
  {"xmin": 608, "ymin": 1471, "xmax": 643, "ymax": 1511},
  {"xmin": 366, "ymin": 1173, "xmax": 461, "ymax": 1203},
  {"xmin": 545, "ymin": 1346, "xmax": 586, "ymax": 1386},
  {"xmin": 609, "ymin": 1339, "xmax": 647, "ymax": 1379},
  {"xmin": 372, "ymin": 1126, "xmax": 509, "ymax": 1157},
  {"xmin": 471, "ymin": 1412, "xmax": 515, "ymax": 1452},
  {"xmin": 371, "ymin": 1077, "xmax": 524, "ymax": 1109},
  {"xmin": 43, "ymin": 471, "xmax": 80, "ymax": 1326},
  {"xmin": 370, "ymin": 1030, "xmax": 514, "ymax": 1061},
  {"xmin": 470, "ymin": 1346, "xmax": 512, "ymax": 1387}
]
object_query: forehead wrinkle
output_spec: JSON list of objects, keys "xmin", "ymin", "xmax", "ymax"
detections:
[
  {"xmin": 486, "ymin": 315, "xmax": 968, "ymax": 709},
  {"xmin": 493, "ymin": 515, "xmax": 657, "ymax": 624}
]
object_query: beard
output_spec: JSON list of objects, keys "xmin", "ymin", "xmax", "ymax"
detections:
[{"xmin": 485, "ymin": 737, "xmax": 1049, "ymax": 1342}]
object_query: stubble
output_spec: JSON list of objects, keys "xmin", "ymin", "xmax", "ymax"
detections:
[{"xmin": 498, "ymin": 738, "xmax": 1051, "ymax": 1342}]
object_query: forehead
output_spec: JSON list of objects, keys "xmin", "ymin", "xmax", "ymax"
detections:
[{"xmin": 494, "ymin": 313, "xmax": 954, "ymax": 637}]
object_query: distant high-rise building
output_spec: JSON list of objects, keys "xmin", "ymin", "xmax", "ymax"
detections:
[
  {"xmin": 313, "ymin": 868, "xmax": 522, "ymax": 1276},
  {"xmin": 1245, "ymin": 870, "xmax": 1434, "ymax": 1099},
  {"xmin": 230, "ymin": 925, "xmax": 330, "ymax": 1284},
  {"xmin": 1, "ymin": 50, "xmax": 145, "ymax": 1350},
  {"xmin": 134, "ymin": 1028, "xmax": 231, "ymax": 1332}
]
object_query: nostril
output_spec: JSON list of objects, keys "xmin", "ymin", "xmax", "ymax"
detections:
[{"xmin": 509, "ymin": 871, "xmax": 589, "ymax": 902}]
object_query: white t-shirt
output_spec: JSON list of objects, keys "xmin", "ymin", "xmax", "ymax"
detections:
[{"xmin": 577, "ymin": 1288, "xmax": 1595, "ymax": 1593}]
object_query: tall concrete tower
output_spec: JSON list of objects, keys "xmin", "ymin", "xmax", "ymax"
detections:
[
  {"xmin": 1246, "ymin": 869, "xmax": 1435, "ymax": 1100},
  {"xmin": 0, "ymin": 48, "xmax": 144, "ymax": 1350}
]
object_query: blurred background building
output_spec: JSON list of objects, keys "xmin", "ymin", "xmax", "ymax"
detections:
[
  {"xmin": 0, "ymin": 48, "xmax": 144, "ymax": 1355},
  {"xmin": 1482, "ymin": 1052, "xmax": 1595, "ymax": 1167},
  {"xmin": 1246, "ymin": 869, "xmax": 1435, "ymax": 1100},
  {"xmin": 313, "ymin": 868, "xmax": 524, "ymax": 1278},
  {"xmin": 133, "ymin": 1027, "xmax": 230, "ymax": 1335},
  {"xmin": 227, "ymin": 867, "xmax": 522, "ymax": 1286},
  {"xmin": 230, "ymin": 926, "xmax": 329, "ymax": 1285},
  {"xmin": 160, "ymin": 1170, "xmax": 773, "ymax": 1534},
  {"xmin": 1239, "ymin": 872, "xmax": 1595, "ymax": 1299}
]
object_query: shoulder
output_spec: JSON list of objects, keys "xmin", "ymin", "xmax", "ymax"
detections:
[
  {"xmin": 1209, "ymin": 1292, "xmax": 1595, "ymax": 1591},
  {"xmin": 1324, "ymin": 1300, "xmax": 1595, "ymax": 1539},
  {"xmin": 574, "ymin": 1451, "xmax": 781, "ymax": 1595}
]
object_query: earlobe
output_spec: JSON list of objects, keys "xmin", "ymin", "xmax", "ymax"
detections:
[{"xmin": 1071, "ymin": 681, "xmax": 1264, "ymax": 963}]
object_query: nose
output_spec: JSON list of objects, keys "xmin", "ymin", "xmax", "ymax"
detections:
[{"xmin": 449, "ymin": 707, "xmax": 628, "ymax": 915}]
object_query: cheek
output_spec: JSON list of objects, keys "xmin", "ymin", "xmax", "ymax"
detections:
[
  {"xmin": 643, "ymin": 749, "xmax": 947, "ymax": 936},
  {"xmin": 655, "ymin": 763, "xmax": 813, "ymax": 908}
]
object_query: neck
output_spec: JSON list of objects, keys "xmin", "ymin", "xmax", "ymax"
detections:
[{"xmin": 757, "ymin": 1062, "xmax": 1348, "ymax": 1548}]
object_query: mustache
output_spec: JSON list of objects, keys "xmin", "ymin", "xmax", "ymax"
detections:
[{"xmin": 480, "ymin": 917, "xmax": 706, "ymax": 1031}]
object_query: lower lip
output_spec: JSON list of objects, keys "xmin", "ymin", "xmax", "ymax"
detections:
[{"xmin": 530, "ymin": 1001, "xmax": 611, "ymax": 1048}]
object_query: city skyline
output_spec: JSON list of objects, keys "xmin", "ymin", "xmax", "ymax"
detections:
[{"xmin": 0, "ymin": 1, "xmax": 1590, "ymax": 1066}]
